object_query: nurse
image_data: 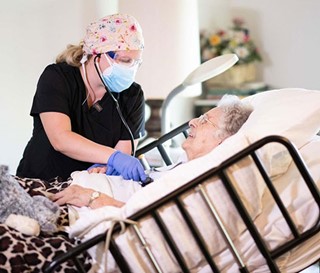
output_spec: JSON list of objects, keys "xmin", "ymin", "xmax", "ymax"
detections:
[{"xmin": 16, "ymin": 13, "xmax": 147, "ymax": 183}]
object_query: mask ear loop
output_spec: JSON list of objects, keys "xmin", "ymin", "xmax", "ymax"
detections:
[
  {"xmin": 104, "ymin": 52, "xmax": 113, "ymax": 66},
  {"xmin": 93, "ymin": 54, "xmax": 136, "ymax": 157},
  {"xmin": 80, "ymin": 54, "xmax": 96, "ymax": 105}
]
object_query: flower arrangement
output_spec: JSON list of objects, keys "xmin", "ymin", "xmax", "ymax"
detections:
[{"xmin": 200, "ymin": 18, "xmax": 262, "ymax": 65}]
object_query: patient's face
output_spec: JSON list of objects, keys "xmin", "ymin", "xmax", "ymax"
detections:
[{"xmin": 182, "ymin": 107, "xmax": 223, "ymax": 161}]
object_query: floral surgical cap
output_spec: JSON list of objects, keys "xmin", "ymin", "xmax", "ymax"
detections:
[{"xmin": 82, "ymin": 13, "xmax": 144, "ymax": 55}]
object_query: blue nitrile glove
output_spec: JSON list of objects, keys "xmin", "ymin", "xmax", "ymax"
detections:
[
  {"xmin": 87, "ymin": 163, "xmax": 120, "ymax": 175},
  {"xmin": 106, "ymin": 151, "xmax": 147, "ymax": 182}
]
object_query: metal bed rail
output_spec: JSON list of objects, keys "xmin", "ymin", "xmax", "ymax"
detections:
[
  {"xmin": 136, "ymin": 121, "xmax": 189, "ymax": 166},
  {"xmin": 44, "ymin": 135, "xmax": 320, "ymax": 273}
]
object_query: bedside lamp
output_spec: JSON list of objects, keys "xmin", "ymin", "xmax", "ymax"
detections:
[{"xmin": 161, "ymin": 54, "xmax": 239, "ymax": 135}]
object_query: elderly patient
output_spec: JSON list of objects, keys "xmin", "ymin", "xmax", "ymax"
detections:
[{"xmin": 52, "ymin": 95, "xmax": 253, "ymax": 209}]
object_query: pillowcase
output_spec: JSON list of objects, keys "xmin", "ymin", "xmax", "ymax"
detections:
[{"xmin": 241, "ymin": 88, "xmax": 320, "ymax": 176}]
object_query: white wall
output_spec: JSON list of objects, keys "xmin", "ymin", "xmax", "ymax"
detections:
[{"xmin": 119, "ymin": 0, "xmax": 200, "ymax": 99}]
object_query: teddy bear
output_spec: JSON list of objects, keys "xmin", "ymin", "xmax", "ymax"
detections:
[{"xmin": 0, "ymin": 165, "xmax": 60, "ymax": 235}]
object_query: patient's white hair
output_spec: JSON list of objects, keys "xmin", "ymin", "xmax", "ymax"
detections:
[{"xmin": 216, "ymin": 94, "xmax": 253, "ymax": 141}]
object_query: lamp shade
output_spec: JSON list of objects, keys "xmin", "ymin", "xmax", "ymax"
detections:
[
  {"xmin": 183, "ymin": 54, "xmax": 239, "ymax": 86},
  {"xmin": 161, "ymin": 54, "xmax": 239, "ymax": 134}
]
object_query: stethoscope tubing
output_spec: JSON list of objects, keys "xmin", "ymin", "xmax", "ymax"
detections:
[{"xmin": 93, "ymin": 54, "xmax": 136, "ymax": 156}]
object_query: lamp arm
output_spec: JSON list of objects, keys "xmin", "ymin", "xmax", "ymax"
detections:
[{"xmin": 161, "ymin": 83, "xmax": 186, "ymax": 135}]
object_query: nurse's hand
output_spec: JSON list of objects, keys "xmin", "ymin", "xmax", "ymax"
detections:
[{"xmin": 107, "ymin": 151, "xmax": 147, "ymax": 182}]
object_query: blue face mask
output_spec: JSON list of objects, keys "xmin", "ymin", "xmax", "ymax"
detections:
[{"xmin": 102, "ymin": 55, "xmax": 138, "ymax": 93}]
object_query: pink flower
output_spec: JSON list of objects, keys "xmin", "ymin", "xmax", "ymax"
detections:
[{"xmin": 233, "ymin": 17, "xmax": 245, "ymax": 27}]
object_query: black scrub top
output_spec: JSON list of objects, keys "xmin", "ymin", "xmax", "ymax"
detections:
[{"xmin": 16, "ymin": 62, "xmax": 145, "ymax": 181}]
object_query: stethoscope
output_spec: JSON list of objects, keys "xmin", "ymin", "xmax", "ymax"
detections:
[{"xmin": 93, "ymin": 54, "xmax": 136, "ymax": 156}]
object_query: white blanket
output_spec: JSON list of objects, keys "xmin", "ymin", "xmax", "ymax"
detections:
[
  {"xmin": 66, "ymin": 172, "xmax": 140, "ymax": 234},
  {"xmin": 67, "ymin": 160, "xmax": 184, "ymax": 234}
]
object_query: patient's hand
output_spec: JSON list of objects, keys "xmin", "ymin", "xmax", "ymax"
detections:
[
  {"xmin": 88, "ymin": 164, "xmax": 120, "ymax": 176},
  {"xmin": 51, "ymin": 185, "xmax": 91, "ymax": 207},
  {"xmin": 87, "ymin": 164, "xmax": 107, "ymax": 174},
  {"xmin": 51, "ymin": 185, "xmax": 124, "ymax": 209}
]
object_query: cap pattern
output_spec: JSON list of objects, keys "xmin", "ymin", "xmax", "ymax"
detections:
[{"xmin": 82, "ymin": 13, "xmax": 144, "ymax": 55}]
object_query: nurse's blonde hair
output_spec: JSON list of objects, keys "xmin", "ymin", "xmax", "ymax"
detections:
[{"xmin": 55, "ymin": 43, "xmax": 87, "ymax": 67}]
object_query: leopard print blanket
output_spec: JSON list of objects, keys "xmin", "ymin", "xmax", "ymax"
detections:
[{"xmin": 0, "ymin": 176, "xmax": 92, "ymax": 272}]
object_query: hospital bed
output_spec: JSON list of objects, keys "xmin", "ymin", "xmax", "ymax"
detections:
[
  {"xmin": 43, "ymin": 88, "xmax": 320, "ymax": 273},
  {"xmin": 0, "ymin": 88, "xmax": 319, "ymax": 272},
  {"xmin": 45, "ymin": 135, "xmax": 320, "ymax": 273}
]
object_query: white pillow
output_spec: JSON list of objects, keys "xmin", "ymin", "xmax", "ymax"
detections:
[{"xmin": 241, "ymin": 88, "xmax": 320, "ymax": 176}]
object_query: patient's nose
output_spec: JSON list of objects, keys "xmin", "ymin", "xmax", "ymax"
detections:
[{"xmin": 189, "ymin": 118, "xmax": 198, "ymax": 127}]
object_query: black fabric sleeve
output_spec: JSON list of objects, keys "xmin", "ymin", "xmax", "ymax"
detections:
[{"xmin": 30, "ymin": 64, "xmax": 72, "ymax": 117}]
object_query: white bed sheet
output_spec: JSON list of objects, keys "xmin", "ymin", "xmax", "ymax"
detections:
[{"xmin": 67, "ymin": 136, "xmax": 320, "ymax": 273}]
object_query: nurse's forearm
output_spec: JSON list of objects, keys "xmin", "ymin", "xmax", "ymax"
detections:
[{"xmin": 53, "ymin": 131, "xmax": 115, "ymax": 164}]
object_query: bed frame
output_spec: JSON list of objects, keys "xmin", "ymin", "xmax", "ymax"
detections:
[{"xmin": 44, "ymin": 125, "xmax": 320, "ymax": 273}]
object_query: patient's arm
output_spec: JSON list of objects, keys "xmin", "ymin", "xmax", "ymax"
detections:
[{"xmin": 51, "ymin": 185, "xmax": 124, "ymax": 209}]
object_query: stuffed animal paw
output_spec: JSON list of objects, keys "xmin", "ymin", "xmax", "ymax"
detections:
[
  {"xmin": 0, "ymin": 165, "xmax": 60, "ymax": 233},
  {"xmin": 5, "ymin": 214, "xmax": 41, "ymax": 236}
]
